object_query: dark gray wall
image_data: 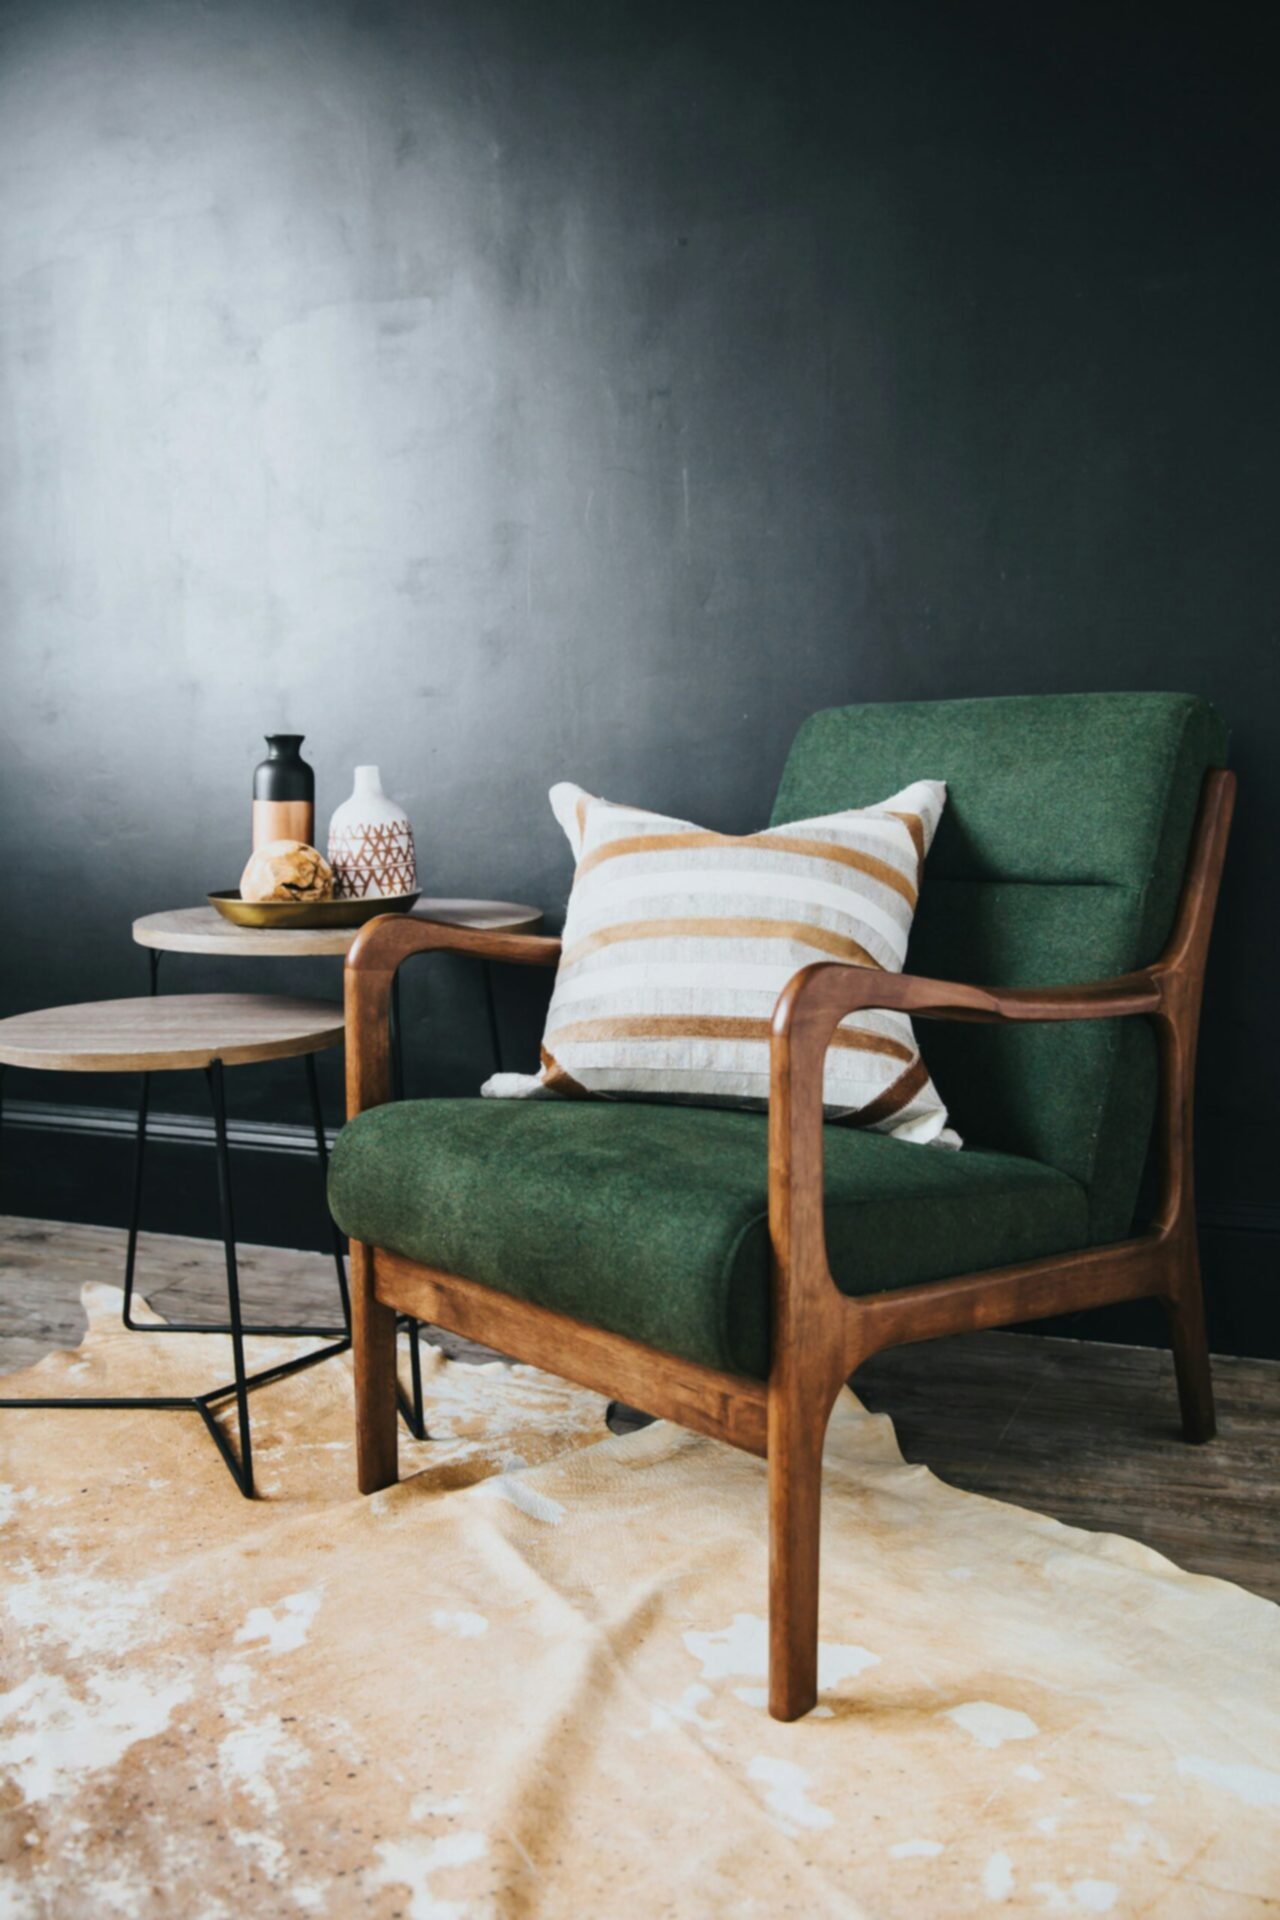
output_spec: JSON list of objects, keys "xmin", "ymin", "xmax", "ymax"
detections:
[{"xmin": 2, "ymin": 2, "xmax": 1276, "ymax": 1345}]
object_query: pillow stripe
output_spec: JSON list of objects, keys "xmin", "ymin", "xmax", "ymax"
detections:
[
  {"xmin": 889, "ymin": 810, "xmax": 926, "ymax": 879},
  {"xmin": 844, "ymin": 1057, "xmax": 932, "ymax": 1128},
  {"xmin": 549, "ymin": 1015, "xmax": 916, "ymax": 1061},
  {"xmin": 540, "ymin": 1046, "xmax": 591, "ymax": 1098},
  {"xmin": 576, "ymin": 830, "xmax": 918, "ymax": 905},
  {"xmin": 574, "ymin": 863, "xmax": 915, "ymax": 934},
  {"xmin": 561, "ymin": 917, "xmax": 884, "ymax": 972}
]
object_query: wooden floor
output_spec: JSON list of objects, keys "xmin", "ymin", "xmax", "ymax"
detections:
[{"xmin": 3, "ymin": 1214, "xmax": 1276, "ymax": 1603}]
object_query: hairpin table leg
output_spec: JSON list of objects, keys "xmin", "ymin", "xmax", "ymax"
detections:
[
  {"xmin": 122, "ymin": 950, "xmax": 161, "ymax": 1329},
  {"xmin": 202, "ymin": 1059, "xmax": 254, "ymax": 1496},
  {"xmin": 121, "ymin": 1071, "xmax": 152, "ymax": 1329},
  {"xmin": 304, "ymin": 1050, "xmax": 350, "ymax": 1329},
  {"xmin": 390, "ymin": 972, "xmax": 405, "ymax": 1101},
  {"xmin": 482, "ymin": 963, "xmax": 503, "ymax": 1074},
  {"xmin": 0, "ymin": 1054, "xmax": 351, "ymax": 1501}
]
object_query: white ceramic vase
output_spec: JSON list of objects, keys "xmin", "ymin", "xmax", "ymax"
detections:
[{"xmin": 327, "ymin": 766, "xmax": 418, "ymax": 899}]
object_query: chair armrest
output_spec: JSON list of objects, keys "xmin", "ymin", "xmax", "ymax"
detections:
[
  {"xmin": 347, "ymin": 914, "xmax": 561, "ymax": 978},
  {"xmin": 770, "ymin": 959, "xmax": 1163, "ymax": 1176},
  {"xmin": 772, "ymin": 961, "xmax": 1163, "ymax": 1052},
  {"xmin": 765, "ymin": 960, "xmax": 1165, "ymax": 1365},
  {"xmin": 770, "ymin": 959, "xmax": 1163, "ymax": 1172},
  {"xmin": 345, "ymin": 915, "xmax": 561, "ymax": 1118}
]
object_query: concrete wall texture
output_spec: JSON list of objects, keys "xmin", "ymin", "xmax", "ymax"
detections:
[{"xmin": 1, "ymin": 0, "xmax": 1275, "ymax": 1339}]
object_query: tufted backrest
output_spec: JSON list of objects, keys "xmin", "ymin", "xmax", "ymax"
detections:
[{"xmin": 771, "ymin": 693, "xmax": 1228, "ymax": 1240}]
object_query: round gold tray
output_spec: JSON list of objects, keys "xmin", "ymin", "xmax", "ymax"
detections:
[{"xmin": 208, "ymin": 890, "xmax": 420, "ymax": 929}]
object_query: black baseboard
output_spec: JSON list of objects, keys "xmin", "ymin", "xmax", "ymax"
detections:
[
  {"xmin": 1, "ymin": 1098, "xmax": 337, "ymax": 1256},
  {"xmin": 3, "ymin": 1099, "xmax": 1278, "ymax": 1360},
  {"xmin": 4, "ymin": 1095, "xmax": 338, "ymax": 1158}
]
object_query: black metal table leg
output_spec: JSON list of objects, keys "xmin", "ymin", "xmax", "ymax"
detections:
[
  {"xmin": 304, "ymin": 1051, "xmax": 350, "ymax": 1329},
  {"xmin": 121, "ymin": 951, "xmax": 160, "ymax": 1329},
  {"xmin": 120, "ymin": 1043, "xmax": 346, "ymax": 1341},
  {"xmin": 202, "ymin": 1059, "xmax": 254, "ymax": 1496},
  {"xmin": 397, "ymin": 1314, "xmax": 427, "ymax": 1439},
  {"xmin": 121, "ymin": 1070, "xmax": 151, "ymax": 1329},
  {"xmin": 482, "ymin": 962, "xmax": 504, "ymax": 1074},
  {"xmin": 0, "ymin": 1052, "xmax": 352, "ymax": 1500},
  {"xmin": 390, "ymin": 971, "xmax": 406, "ymax": 1101}
]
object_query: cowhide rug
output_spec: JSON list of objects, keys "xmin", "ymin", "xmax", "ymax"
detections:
[{"xmin": 2, "ymin": 1283, "xmax": 1277, "ymax": 1917}]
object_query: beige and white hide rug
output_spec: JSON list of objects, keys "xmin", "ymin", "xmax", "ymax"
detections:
[{"xmin": 1, "ymin": 1283, "xmax": 1278, "ymax": 1919}]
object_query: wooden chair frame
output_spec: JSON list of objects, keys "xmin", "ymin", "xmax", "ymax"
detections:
[{"xmin": 344, "ymin": 769, "xmax": 1235, "ymax": 1721}]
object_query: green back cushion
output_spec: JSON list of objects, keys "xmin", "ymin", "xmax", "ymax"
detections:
[{"xmin": 771, "ymin": 693, "xmax": 1227, "ymax": 1239}]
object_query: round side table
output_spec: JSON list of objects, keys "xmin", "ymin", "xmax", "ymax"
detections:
[
  {"xmin": 0, "ymin": 995, "xmax": 346, "ymax": 1498},
  {"xmin": 130, "ymin": 898, "xmax": 543, "ymax": 1438},
  {"xmin": 133, "ymin": 896, "xmax": 541, "ymax": 957},
  {"xmin": 133, "ymin": 898, "xmax": 541, "ymax": 1089}
]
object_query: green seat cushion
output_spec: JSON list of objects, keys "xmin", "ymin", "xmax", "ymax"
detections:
[{"xmin": 329, "ymin": 1098, "xmax": 1088, "ymax": 1380}]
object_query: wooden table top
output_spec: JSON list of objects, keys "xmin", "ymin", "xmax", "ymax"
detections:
[
  {"xmin": 132, "ymin": 898, "xmax": 542, "ymax": 958},
  {"xmin": 0, "ymin": 995, "xmax": 344, "ymax": 1073}
]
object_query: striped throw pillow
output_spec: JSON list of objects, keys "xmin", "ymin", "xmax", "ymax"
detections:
[{"xmin": 482, "ymin": 780, "xmax": 959, "ymax": 1145}]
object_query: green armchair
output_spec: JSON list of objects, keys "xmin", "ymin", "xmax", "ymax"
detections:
[{"xmin": 329, "ymin": 692, "xmax": 1234, "ymax": 1720}]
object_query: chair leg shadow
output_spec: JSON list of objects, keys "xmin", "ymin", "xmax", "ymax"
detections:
[{"xmin": 606, "ymin": 1401, "xmax": 658, "ymax": 1435}]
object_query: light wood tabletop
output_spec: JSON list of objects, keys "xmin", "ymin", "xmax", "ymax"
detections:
[
  {"xmin": 132, "ymin": 898, "xmax": 541, "ymax": 959},
  {"xmin": 0, "ymin": 995, "xmax": 344, "ymax": 1073}
]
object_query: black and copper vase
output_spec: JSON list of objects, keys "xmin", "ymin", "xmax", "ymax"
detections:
[{"xmin": 252, "ymin": 734, "xmax": 315, "ymax": 850}]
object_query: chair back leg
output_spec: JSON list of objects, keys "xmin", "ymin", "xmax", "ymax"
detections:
[
  {"xmin": 1164, "ymin": 1233, "xmax": 1216, "ymax": 1442},
  {"xmin": 1146, "ymin": 772, "xmax": 1237, "ymax": 1445}
]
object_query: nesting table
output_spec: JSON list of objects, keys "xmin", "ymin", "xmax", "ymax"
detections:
[
  {"xmin": 130, "ymin": 899, "xmax": 541, "ymax": 1443},
  {"xmin": 0, "ymin": 899, "xmax": 541, "ymax": 1494},
  {"xmin": 133, "ymin": 899, "xmax": 541, "ymax": 1095},
  {"xmin": 0, "ymin": 994, "xmax": 347, "ymax": 1497}
]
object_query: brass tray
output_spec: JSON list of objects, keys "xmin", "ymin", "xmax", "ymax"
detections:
[{"xmin": 208, "ymin": 890, "xmax": 420, "ymax": 929}]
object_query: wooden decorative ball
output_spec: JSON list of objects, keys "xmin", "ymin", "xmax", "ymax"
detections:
[{"xmin": 239, "ymin": 840, "xmax": 335, "ymax": 903}]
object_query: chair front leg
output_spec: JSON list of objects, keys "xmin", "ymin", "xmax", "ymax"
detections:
[
  {"xmin": 767, "ymin": 1360, "xmax": 844, "ymax": 1720},
  {"xmin": 352, "ymin": 1241, "xmax": 399, "ymax": 1493},
  {"xmin": 766, "ymin": 975, "xmax": 849, "ymax": 1720}
]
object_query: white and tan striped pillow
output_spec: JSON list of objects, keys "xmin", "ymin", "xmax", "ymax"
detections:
[{"xmin": 482, "ymin": 780, "xmax": 959, "ymax": 1145}]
